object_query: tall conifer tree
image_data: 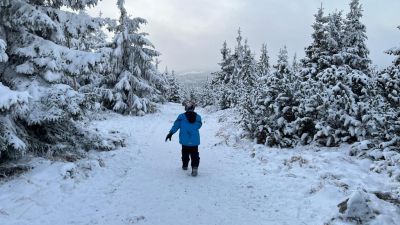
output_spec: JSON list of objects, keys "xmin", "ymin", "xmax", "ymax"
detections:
[
  {"xmin": 258, "ymin": 43, "xmax": 270, "ymax": 76},
  {"xmin": 0, "ymin": 0, "xmax": 121, "ymax": 162},
  {"xmin": 100, "ymin": 0, "xmax": 165, "ymax": 115},
  {"xmin": 342, "ymin": 0, "xmax": 371, "ymax": 73}
]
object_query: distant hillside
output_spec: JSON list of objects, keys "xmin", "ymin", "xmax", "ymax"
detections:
[{"xmin": 176, "ymin": 71, "xmax": 213, "ymax": 88}]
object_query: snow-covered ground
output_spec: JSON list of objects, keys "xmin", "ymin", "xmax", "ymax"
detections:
[{"xmin": 0, "ymin": 103, "xmax": 399, "ymax": 225}]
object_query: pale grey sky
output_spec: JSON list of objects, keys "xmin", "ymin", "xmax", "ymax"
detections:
[{"xmin": 87, "ymin": 0, "xmax": 400, "ymax": 72}]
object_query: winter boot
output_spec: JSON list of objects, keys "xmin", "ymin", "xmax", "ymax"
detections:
[
  {"xmin": 191, "ymin": 167, "xmax": 198, "ymax": 177},
  {"xmin": 182, "ymin": 166, "xmax": 188, "ymax": 170}
]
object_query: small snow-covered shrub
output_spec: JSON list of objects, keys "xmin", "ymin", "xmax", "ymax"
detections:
[{"xmin": 337, "ymin": 190, "xmax": 376, "ymax": 224}]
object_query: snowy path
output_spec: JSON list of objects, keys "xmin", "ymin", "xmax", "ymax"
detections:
[{"xmin": 0, "ymin": 103, "xmax": 399, "ymax": 225}]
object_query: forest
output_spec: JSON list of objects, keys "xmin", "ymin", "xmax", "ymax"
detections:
[
  {"xmin": 0, "ymin": 0, "xmax": 398, "ymax": 171},
  {"xmin": 0, "ymin": 0, "xmax": 399, "ymax": 224}
]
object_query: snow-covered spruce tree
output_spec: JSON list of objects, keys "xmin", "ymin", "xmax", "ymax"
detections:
[
  {"xmin": 301, "ymin": 5, "xmax": 330, "ymax": 79},
  {"xmin": 100, "ymin": 0, "xmax": 165, "ymax": 115},
  {"xmin": 296, "ymin": 3, "xmax": 375, "ymax": 147},
  {"xmin": 386, "ymin": 27, "xmax": 400, "ymax": 68},
  {"xmin": 295, "ymin": 78, "xmax": 326, "ymax": 145},
  {"xmin": 310, "ymin": 2, "xmax": 373, "ymax": 146},
  {"xmin": 296, "ymin": 11, "xmax": 343, "ymax": 144},
  {"xmin": 292, "ymin": 53, "xmax": 300, "ymax": 74},
  {"xmin": 371, "ymin": 25, "xmax": 400, "ymax": 150},
  {"xmin": 211, "ymin": 40, "xmax": 235, "ymax": 109},
  {"xmin": 241, "ymin": 46, "xmax": 301, "ymax": 147},
  {"xmin": 227, "ymin": 30, "xmax": 246, "ymax": 107},
  {"xmin": 237, "ymin": 40, "xmax": 259, "ymax": 137},
  {"xmin": 258, "ymin": 43, "xmax": 270, "ymax": 76},
  {"xmin": 198, "ymin": 77, "xmax": 215, "ymax": 107},
  {"xmin": 301, "ymin": 11, "xmax": 344, "ymax": 140},
  {"xmin": 237, "ymin": 40, "xmax": 258, "ymax": 97},
  {"xmin": 377, "ymin": 26, "xmax": 400, "ymax": 108},
  {"xmin": 211, "ymin": 29, "xmax": 253, "ymax": 109},
  {"xmin": 265, "ymin": 46, "xmax": 301, "ymax": 147},
  {"xmin": 0, "ymin": 82, "xmax": 30, "ymax": 162},
  {"xmin": 165, "ymin": 70, "xmax": 181, "ymax": 103},
  {"xmin": 342, "ymin": 0, "xmax": 371, "ymax": 73},
  {"xmin": 211, "ymin": 30, "xmax": 258, "ymax": 110},
  {"xmin": 74, "ymin": 15, "xmax": 113, "ymax": 113},
  {"xmin": 314, "ymin": 67, "xmax": 372, "ymax": 146},
  {"xmin": 239, "ymin": 75, "xmax": 266, "ymax": 143},
  {"xmin": 0, "ymin": 32, "xmax": 30, "ymax": 161},
  {"xmin": 0, "ymin": 0, "xmax": 122, "ymax": 162}
]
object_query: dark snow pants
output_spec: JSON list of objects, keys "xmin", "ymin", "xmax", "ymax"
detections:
[{"xmin": 181, "ymin": 145, "xmax": 200, "ymax": 168}]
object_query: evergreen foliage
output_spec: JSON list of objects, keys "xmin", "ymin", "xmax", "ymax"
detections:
[
  {"xmin": 165, "ymin": 70, "xmax": 181, "ymax": 103},
  {"xmin": 211, "ymin": 40, "xmax": 234, "ymax": 109},
  {"xmin": 342, "ymin": 0, "xmax": 371, "ymax": 73},
  {"xmin": 378, "ymin": 25, "xmax": 400, "ymax": 108},
  {"xmin": 241, "ymin": 46, "xmax": 301, "ymax": 147},
  {"xmin": 210, "ymin": 0, "xmax": 395, "ymax": 151},
  {"xmin": 371, "ymin": 25, "xmax": 400, "ymax": 150},
  {"xmin": 211, "ymin": 29, "xmax": 258, "ymax": 110},
  {"xmin": 302, "ymin": 5, "xmax": 330, "ymax": 78},
  {"xmin": 0, "ymin": 0, "xmax": 126, "ymax": 161},
  {"xmin": 292, "ymin": 53, "xmax": 300, "ymax": 73},
  {"xmin": 258, "ymin": 43, "xmax": 270, "ymax": 76},
  {"xmin": 98, "ymin": 0, "xmax": 165, "ymax": 115}
]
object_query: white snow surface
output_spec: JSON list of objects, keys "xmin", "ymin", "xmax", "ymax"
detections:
[
  {"xmin": 0, "ymin": 82, "xmax": 29, "ymax": 111},
  {"xmin": 0, "ymin": 103, "xmax": 399, "ymax": 225}
]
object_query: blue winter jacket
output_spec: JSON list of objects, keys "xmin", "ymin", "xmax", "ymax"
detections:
[{"xmin": 169, "ymin": 112, "xmax": 202, "ymax": 146}]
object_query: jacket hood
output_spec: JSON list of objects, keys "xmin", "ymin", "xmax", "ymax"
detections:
[{"xmin": 185, "ymin": 111, "xmax": 197, "ymax": 124}]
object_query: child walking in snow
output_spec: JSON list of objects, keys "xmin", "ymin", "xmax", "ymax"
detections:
[{"xmin": 165, "ymin": 101, "xmax": 202, "ymax": 177}]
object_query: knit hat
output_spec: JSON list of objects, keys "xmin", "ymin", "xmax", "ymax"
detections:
[{"xmin": 184, "ymin": 101, "xmax": 196, "ymax": 112}]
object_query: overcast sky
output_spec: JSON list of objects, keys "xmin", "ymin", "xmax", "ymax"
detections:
[{"xmin": 87, "ymin": 0, "xmax": 400, "ymax": 72}]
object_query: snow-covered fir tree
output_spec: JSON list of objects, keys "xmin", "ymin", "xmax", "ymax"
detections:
[
  {"xmin": 165, "ymin": 69, "xmax": 181, "ymax": 103},
  {"xmin": 294, "ymin": 1, "xmax": 374, "ymax": 146},
  {"xmin": 302, "ymin": 5, "xmax": 330, "ymax": 79},
  {"xmin": 197, "ymin": 77, "xmax": 215, "ymax": 107},
  {"xmin": 386, "ymin": 27, "xmax": 400, "ymax": 68},
  {"xmin": 241, "ymin": 46, "xmax": 300, "ymax": 147},
  {"xmin": 313, "ymin": 67, "xmax": 372, "ymax": 146},
  {"xmin": 0, "ymin": 0, "xmax": 122, "ymax": 162},
  {"xmin": 304, "ymin": 2, "xmax": 372, "ymax": 146},
  {"xmin": 224, "ymin": 30, "xmax": 258, "ymax": 108},
  {"xmin": 342, "ymin": 0, "xmax": 371, "ymax": 73},
  {"xmin": 275, "ymin": 46, "xmax": 290, "ymax": 75},
  {"xmin": 100, "ymin": 0, "xmax": 165, "ymax": 115},
  {"xmin": 211, "ymin": 40, "xmax": 234, "ymax": 109},
  {"xmin": 326, "ymin": 11, "xmax": 344, "ymax": 66},
  {"xmin": 258, "ymin": 43, "xmax": 270, "ymax": 76},
  {"xmin": 239, "ymin": 76, "xmax": 266, "ymax": 143},
  {"xmin": 210, "ymin": 1, "xmax": 396, "ymax": 151},
  {"xmin": 237, "ymin": 40, "xmax": 258, "ymax": 97},
  {"xmin": 227, "ymin": 30, "xmax": 246, "ymax": 107},
  {"xmin": 377, "ymin": 25, "xmax": 400, "ymax": 108},
  {"xmin": 0, "ymin": 32, "xmax": 30, "ymax": 160},
  {"xmin": 292, "ymin": 53, "xmax": 300, "ymax": 73},
  {"xmin": 370, "ymin": 25, "xmax": 400, "ymax": 150}
]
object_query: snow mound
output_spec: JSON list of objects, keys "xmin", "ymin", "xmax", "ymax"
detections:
[
  {"xmin": 338, "ymin": 190, "xmax": 375, "ymax": 223},
  {"xmin": 332, "ymin": 190, "xmax": 400, "ymax": 225}
]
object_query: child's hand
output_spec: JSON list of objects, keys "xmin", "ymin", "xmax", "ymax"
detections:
[{"xmin": 165, "ymin": 133, "xmax": 172, "ymax": 142}]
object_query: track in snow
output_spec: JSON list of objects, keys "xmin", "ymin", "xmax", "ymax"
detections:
[{"xmin": 2, "ymin": 103, "xmax": 397, "ymax": 225}]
